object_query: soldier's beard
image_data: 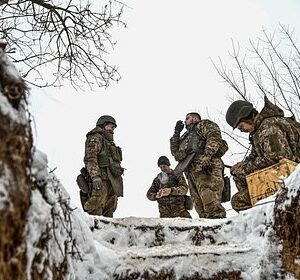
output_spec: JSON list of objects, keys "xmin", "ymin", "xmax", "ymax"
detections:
[
  {"xmin": 185, "ymin": 123, "xmax": 194, "ymax": 130},
  {"xmin": 158, "ymin": 172, "xmax": 169, "ymax": 184},
  {"xmin": 103, "ymin": 131, "xmax": 114, "ymax": 141}
]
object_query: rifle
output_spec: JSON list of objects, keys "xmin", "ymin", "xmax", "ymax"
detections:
[{"xmin": 173, "ymin": 152, "xmax": 196, "ymax": 176}]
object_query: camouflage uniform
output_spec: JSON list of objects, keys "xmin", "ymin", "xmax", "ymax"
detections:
[
  {"xmin": 147, "ymin": 170, "xmax": 192, "ymax": 218},
  {"xmin": 231, "ymin": 98, "xmax": 300, "ymax": 212},
  {"xmin": 83, "ymin": 127, "xmax": 124, "ymax": 217},
  {"xmin": 170, "ymin": 120, "xmax": 228, "ymax": 219}
]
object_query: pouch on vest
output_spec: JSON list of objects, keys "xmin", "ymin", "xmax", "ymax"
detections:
[
  {"xmin": 184, "ymin": 195, "xmax": 193, "ymax": 210},
  {"xmin": 109, "ymin": 159, "xmax": 124, "ymax": 176},
  {"xmin": 109, "ymin": 145, "xmax": 123, "ymax": 162},
  {"xmin": 107, "ymin": 167, "xmax": 124, "ymax": 197},
  {"xmin": 221, "ymin": 175, "xmax": 231, "ymax": 202},
  {"xmin": 97, "ymin": 152, "xmax": 110, "ymax": 167}
]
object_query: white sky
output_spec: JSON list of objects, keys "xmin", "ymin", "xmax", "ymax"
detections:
[{"xmin": 29, "ymin": 0, "xmax": 300, "ymax": 218}]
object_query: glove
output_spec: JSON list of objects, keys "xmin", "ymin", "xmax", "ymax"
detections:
[
  {"xmin": 199, "ymin": 155, "xmax": 212, "ymax": 175},
  {"xmin": 174, "ymin": 120, "xmax": 184, "ymax": 134},
  {"xmin": 92, "ymin": 177, "xmax": 103, "ymax": 191}
]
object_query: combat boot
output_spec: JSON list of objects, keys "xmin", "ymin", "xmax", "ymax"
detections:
[{"xmin": 205, "ymin": 204, "xmax": 226, "ymax": 219}]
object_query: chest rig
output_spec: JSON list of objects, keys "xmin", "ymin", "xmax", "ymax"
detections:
[
  {"xmin": 97, "ymin": 136, "xmax": 122, "ymax": 167},
  {"xmin": 177, "ymin": 125, "xmax": 205, "ymax": 160}
]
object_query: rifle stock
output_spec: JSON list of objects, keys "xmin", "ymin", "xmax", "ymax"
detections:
[{"xmin": 173, "ymin": 152, "xmax": 196, "ymax": 176}]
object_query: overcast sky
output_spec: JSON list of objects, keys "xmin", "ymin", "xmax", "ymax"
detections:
[{"xmin": 29, "ymin": 0, "xmax": 300, "ymax": 218}]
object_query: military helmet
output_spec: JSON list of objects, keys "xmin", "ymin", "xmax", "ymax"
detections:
[
  {"xmin": 157, "ymin": 156, "xmax": 170, "ymax": 166},
  {"xmin": 226, "ymin": 100, "xmax": 254, "ymax": 129},
  {"xmin": 96, "ymin": 115, "xmax": 117, "ymax": 128}
]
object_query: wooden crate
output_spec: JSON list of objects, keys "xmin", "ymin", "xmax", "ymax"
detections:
[{"xmin": 246, "ymin": 158, "xmax": 298, "ymax": 205}]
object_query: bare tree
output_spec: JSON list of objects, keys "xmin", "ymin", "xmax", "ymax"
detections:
[
  {"xmin": 212, "ymin": 24, "xmax": 300, "ymax": 120},
  {"xmin": 0, "ymin": 0, "xmax": 126, "ymax": 89},
  {"xmin": 211, "ymin": 25, "xmax": 300, "ymax": 159}
]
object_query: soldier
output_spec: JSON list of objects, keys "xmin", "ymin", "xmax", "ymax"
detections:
[
  {"xmin": 146, "ymin": 156, "xmax": 192, "ymax": 218},
  {"xmin": 82, "ymin": 115, "xmax": 124, "ymax": 217},
  {"xmin": 170, "ymin": 113, "xmax": 228, "ymax": 219},
  {"xmin": 226, "ymin": 96, "xmax": 300, "ymax": 212}
]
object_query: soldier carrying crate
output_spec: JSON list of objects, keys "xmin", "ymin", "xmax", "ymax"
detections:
[{"xmin": 225, "ymin": 96, "xmax": 300, "ymax": 212}]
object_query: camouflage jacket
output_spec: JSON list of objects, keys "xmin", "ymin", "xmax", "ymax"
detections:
[
  {"xmin": 243, "ymin": 97, "xmax": 300, "ymax": 174},
  {"xmin": 84, "ymin": 127, "xmax": 124, "ymax": 195},
  {"xmin": 170, "ymin": 119, "xmax": 228, "ymax": 170},
  {"xmin": 146, "ymin": 170, "xmax": 188, "ymax": 203}
]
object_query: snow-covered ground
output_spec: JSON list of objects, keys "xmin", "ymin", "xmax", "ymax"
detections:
[{"xmin": 25, "ymin": 149, "xmax": 300, "ymax": 279}]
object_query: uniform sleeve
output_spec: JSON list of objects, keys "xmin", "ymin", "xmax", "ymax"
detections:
[
  {"xmin": 146, "ymin": 178, "xmax": 160, "ymax": 201},
  {"xmin": 198, "ymin": 120, "xmax": 224, "ymax": 157},
  {"xmin": 84, "ymin": 133, "xmax": 103, "ymax": 179},
  {"xmin": 244, "ymin": 145, "xmax": 257, "ymax": 163},
  {"xmin": 170, "ymin": 174, "xmax": 188, "ymax": 196},
  {"xmin": 245, "ymin": 121, "xmax": 295, "ymax": 171},
  {"xmin": 170, "ymin": 134, "xmax": 180, "ymax": 157}
]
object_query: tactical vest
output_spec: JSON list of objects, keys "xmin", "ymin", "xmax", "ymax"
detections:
[
  {"xmin": 97, "ymin": 133, "xmax": 124, "ymax": 197},
  {"xmin": 97, "ymin": 136, "xmax": 124, "ymax": 177},
  {"xmin": 175, "ymin": 126, "xmax": 205, "ymax": 161}
]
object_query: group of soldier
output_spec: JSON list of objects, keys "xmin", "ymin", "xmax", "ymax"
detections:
[{"xmin": 77, "ymin": 96, "xmax": 300, "ymax": 219}]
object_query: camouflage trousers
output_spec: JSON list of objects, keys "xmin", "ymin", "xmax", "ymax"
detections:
[
  {"xmin": 158, "ymin": 198, "xmax": 191, "ymax": 218},
  {"xmin": 83, "ymin": 179, "xmax": 118, "ymax": 217},
  {"xmin": 187, "ymin": 167, "xmax": 226, "ymax": 219},
  {"xmin": 231, "ymin": 166, "xmax": 252, "ymax": 213}
]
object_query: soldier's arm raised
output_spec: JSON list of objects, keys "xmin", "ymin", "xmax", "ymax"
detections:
[{"xmin": 170, "ymin": 120, "xmax": 184, "ymax": 156}]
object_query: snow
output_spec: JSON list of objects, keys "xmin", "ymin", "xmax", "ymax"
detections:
[
  {"xmin": 281, "ymin": 163, "xmax": 300, "ymax": 208},
  {"xmin": 0, "ymin": 47, "xmax": 23, "ymax": 83},
  {"xmin": 25, "ymin": 189, "xmax": 52, "ymax": 278},
  {"xmin": 0, "ymin": 51, "xmax": 27, "ymax": 124},
  {"xmin": 0, "ymin": 93, "xmax": 27, "ymax": 124},
  {"xmin": 23, "ymin": 150, "xmax": 300, "ymax": 279},
  {"xmin": 0, "ymin": 165, "xmax": 13, "ymax": 211}
]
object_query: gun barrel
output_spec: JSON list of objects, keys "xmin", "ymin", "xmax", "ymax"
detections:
[{"xmin": 224, "ymin": 164, "xmax": 232, "ymax": 169}]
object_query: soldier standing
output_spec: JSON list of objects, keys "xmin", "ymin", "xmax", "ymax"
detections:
[
  {"xmin": 146, "ymin": 156, "xmax": 192, "ymax": 218},
  {"xmin": 226, "ymin": 96, "xmax": 300, "ymax": 212},
  {"xmin": 170, "ymin": 112, "xmax": 228, "ymax": 219},
  {"xmin": 82, "ymin": 115, "xmax": 124, "ymax": 217}
]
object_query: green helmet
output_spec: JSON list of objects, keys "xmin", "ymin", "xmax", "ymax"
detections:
[
  {"xmin": 96, "ymin": 115, "xmax": 117, "ymax": 128},
  {"xmin": 226, "ymin": 100, "xmax": 253, "ymax": 129}
]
